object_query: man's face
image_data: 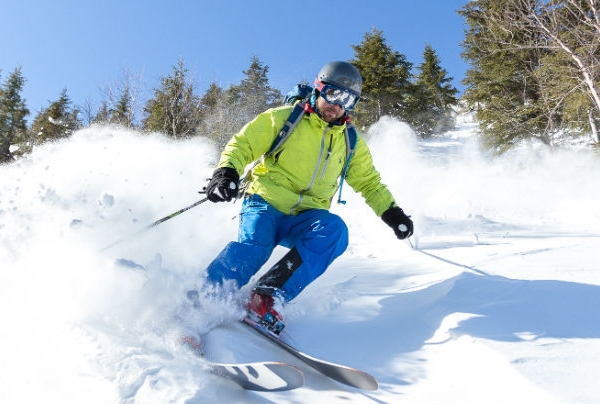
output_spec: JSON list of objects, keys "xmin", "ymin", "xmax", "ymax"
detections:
[{"xmin": 315, "ymin": 95, "xmax": 345, "ymax": 123}]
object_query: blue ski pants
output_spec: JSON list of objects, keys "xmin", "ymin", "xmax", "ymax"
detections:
[{"xmin": 206, "ymin": 194, "xmax": 349, "ymax": 301}]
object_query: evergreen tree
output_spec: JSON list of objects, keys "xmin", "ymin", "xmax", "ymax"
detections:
[
  {"xmin": 96, "ymin": 68, "xmax": 143, "ymax": 128},
  {"xmin": 459, "ymin": 0, "xmax": 547, "ymax": 153},
  {"xmin": 91, "ymin": 87, "xmax": 134, "ymax": 127},
  {"xmin": 350, "ymin": 28, "xmax": 413, "ymax": 128},
  {"xmin": 202, "ymin": 56, "xmax": 282, "ymax": 150},
  {"xmin": 142, "ymin": 59, "xmax": 201, "ymax": 138},
  {"xmin": 111, "ymin": 85, "xmax": 134, "ymax": 127},
  {"xmin": 459, "ymin": 0, "xmax": 600, "ymax": 151},
  {"xmin": 200, "ymin": 82, "xmax": 224, "ymax": 114},
  {"xmin": 225, "ymin": 55, "xmax": 282, "ymax": 124},
  {"xmin": 29, "ymin": 89, "xmax": 81, "ymax": 145},
  {"xmin": 92, "ymin": 101, "xmax": 111, "ymax": 124},
  {"xmin": 196, "ymin": 82, "xmax": 229, "ymax": 146},
  {"xmin": 530, "ymin": 0, "xmax": 600, "ymax": 144},
  {"xmin": 0, "ymin": 67, "xmax": 30, "ymax": 163},
  {"xmin": 410, "ymin": 45, "xmax": 459, "ymax": 136}
]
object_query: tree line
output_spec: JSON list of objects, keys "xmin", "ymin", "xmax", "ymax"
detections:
[
  {"xmin": 4, "ymin": 2, "xmax": 600, "ymax": 164},
  {"xmin": 0, "ymin": 28, "xmax": 458, "ymax": 164}
]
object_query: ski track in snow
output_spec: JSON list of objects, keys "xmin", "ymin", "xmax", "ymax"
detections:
[{"xmin": 1, "ymin": 117, "xmax": 600, "ymax": 403}]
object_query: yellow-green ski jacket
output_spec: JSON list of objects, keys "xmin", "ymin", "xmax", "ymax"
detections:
[{"xmin": 217, "ymin": 104, "xmax": 397, "ymax": 216}]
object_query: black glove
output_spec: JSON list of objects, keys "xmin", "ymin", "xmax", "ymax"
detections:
[
  {"xmin": 381, "ymin": 206, "xmax": 414, "ymax": 240},
  {"xmin": 204, "ymin": 167, "xmax": 239, "ymax": 202}
]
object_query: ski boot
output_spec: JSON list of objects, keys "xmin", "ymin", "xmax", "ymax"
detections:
[{"xmin": 247, "ymin": 289, "xmax": 285, "ymax": 335}]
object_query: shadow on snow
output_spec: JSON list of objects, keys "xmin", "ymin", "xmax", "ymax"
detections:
[{"xmin": 302, "ymin": 271, "xmax": 600, "ymax": 388}]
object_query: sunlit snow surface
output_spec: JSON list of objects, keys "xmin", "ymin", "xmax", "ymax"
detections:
[{"xmin": 2, "ymin": 117, "xmax": 599, "ymax": 403}]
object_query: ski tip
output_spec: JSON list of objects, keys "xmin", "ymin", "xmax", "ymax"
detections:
[
  {"xmin": 242, "ymin": 316, "xmax": 379, "ymax": 391},
  {"xmin": 356, "ymin": 374, "xmax": 379, "ymax": 391},
  {"xmin": 181, "ymin": 333, "xmax": 304, "ymax": 391}
]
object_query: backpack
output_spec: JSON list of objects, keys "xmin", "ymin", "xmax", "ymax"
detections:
[{"xmin": 240, "ymin": 84, "xmax": 358, "ymax": 204}]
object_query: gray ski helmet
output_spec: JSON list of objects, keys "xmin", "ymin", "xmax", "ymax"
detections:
[{"xmin": 315, "ymin": 61, "xmax": 363, "ymax": 97}]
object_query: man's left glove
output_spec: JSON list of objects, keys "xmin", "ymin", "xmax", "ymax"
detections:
[
  {"xmin": 204, "ymin": 167, "xmax": 240, "ymax": 202},
  {"xmin": 382, "ymin": 206, "xmax": 414, "ymax": 240}
]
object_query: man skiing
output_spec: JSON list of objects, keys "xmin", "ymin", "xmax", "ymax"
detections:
[{"xmin": 202, "ymin": 61, "xmax": 413, "ymax": 333}]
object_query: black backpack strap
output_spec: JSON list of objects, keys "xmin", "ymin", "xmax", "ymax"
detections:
[
  {"xmin": 238, "ymin": 102, "xmax": 307, "ymax": 198},
  {"xmin": 336, "ymin": 122, "xmax": 358, "ymax": 204},
  {"xmin": 265, "ymin": 102, "xmax": 306, "ymax": 158}
]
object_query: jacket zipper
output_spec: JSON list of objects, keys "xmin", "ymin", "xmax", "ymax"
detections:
[
  {"xmin": 320, "ymin": 132, "xmax": 334, "ymax": 179},
  {"xmin": 288, "ymin": 124, "xmax": 331, "ymax": 214}
]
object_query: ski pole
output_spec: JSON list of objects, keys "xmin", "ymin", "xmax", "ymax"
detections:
[
  {"xmin": 145, "ymin": 197, "xmax": 209, "ymax": 229},
  {"xmin": 99, "ymin": 196, "xmax": 209, "ymax": 252}
]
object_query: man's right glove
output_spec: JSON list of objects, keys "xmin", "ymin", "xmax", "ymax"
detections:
[
  {"xmin": 381, "ymin": 206, "xmax": 414, "ymax": 240},
  {"xmin": 204, "ymin": 167, "xmax": 239, "ymax": 202}
]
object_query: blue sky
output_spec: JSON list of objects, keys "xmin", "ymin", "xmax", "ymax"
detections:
[{"xmin": 2, "ymin": 0, "xmax": 470, "ymax": 118}]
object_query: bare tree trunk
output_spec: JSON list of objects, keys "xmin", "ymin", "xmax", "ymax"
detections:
[
  {"xmin": 487, "ymin": 0, "xmax": 600, "ymax": 142},
  {"xmin": 589, "ymin": 110, "xmax": 600, "ymax": 143},
  {"xmin": 526, "ymin": 0, "xmax": 600, "ymax": 119}
]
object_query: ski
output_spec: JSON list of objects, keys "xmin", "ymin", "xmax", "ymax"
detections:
[
  {"xmin": 241, "ymin": 317, "xmax": 379, "ymax": 391},
  {"xmin": 181, "ymin": 335, "xmax": 304, "ymax": 392}
]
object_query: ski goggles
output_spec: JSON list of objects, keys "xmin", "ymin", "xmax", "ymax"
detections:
[{"xmin": 315, "ymin": 83, "xmax": 359, "ymax": 110}]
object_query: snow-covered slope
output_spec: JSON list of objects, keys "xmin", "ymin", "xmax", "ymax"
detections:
[{"xmin": 1, "ymin": 117, "xmax": 599, "ymax": 403}]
